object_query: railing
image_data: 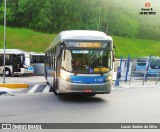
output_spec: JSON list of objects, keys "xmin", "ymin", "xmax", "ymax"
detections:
[
  {"xmin": 156, "ymin": 71, "xmax": 160, "ymax": 85},
  {"xmin": 115, "ymin": 71, "xmax": 160, "ymax": 87},
  {"xmin": 142, "ymin": 71, "xmax": 160, "ymax": 85}
]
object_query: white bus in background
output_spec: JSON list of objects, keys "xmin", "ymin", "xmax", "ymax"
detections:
[
  {"xmin": 0, "ymin": 49, "xmax": 34, "ymax": 76},
  {"xmin": 136, "ymin": 56, "xmax": 160, "ymax": 75},
  {"xmin": 30, "ymin": 52, "xmax": 45, "ymax": 75}
]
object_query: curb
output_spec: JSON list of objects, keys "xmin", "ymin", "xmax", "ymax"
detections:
[{"xmin": 0, "ymin": 83, "xmax": 29, "ymax": 89}]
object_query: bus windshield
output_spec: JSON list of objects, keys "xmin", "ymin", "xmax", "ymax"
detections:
[
  {"xmin": 61, "ymin": 49, "xmax": 112, "ymax": 74},
  {"xmin": 150, "ymin": 59, "xmax": 160, "ymax": 69},
  {"xmin": 24, "ymin": 54, "xmax": 33, "ymax": 66}
]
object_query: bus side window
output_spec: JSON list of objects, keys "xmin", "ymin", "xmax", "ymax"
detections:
[
  {"xmin": 53, "ymin": 48, "xmax": 55, "ymax": 70},
  {"xmin": 51, "ymin": 48, "xmax": 54, "ymax": 70},
  {"xmin": 54, "ymin": 47, "xmax": 57, "ymax": 70},
  {"xmin": 56, "ymin": 45, "xmax": 61, "ymax": 58},
  {"xmin": 63, "ymin": 50, "xmax": 66, "ymax": 61},
  {"xmin": 5, "ymin": 55, "xmax": 11, "ymax": 65},
  {"xmin": 22, "ymin": 54, "xmax": 25, "ymax": 65},
  {"xmin": 49, "ymin": 50, "xmax": 52, "ymax": 68}
]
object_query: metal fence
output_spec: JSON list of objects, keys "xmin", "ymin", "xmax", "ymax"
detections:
[{"xmin": 115, "ymin": 71, "xmax": 160, "ymax": 87}]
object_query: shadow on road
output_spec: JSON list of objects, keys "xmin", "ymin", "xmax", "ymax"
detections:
[{"xmin": 56, "ymin": 94, "xmax": 107, "ymax": 103}]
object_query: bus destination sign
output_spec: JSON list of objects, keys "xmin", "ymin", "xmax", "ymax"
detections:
[{"xmin": 68, "ymin": 42, "xmax": 110, "ymax": 48}]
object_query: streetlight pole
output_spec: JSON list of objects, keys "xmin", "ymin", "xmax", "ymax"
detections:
[{"xmin": 3, "ymin": 0, "xmax": 6, "ymax": 83}]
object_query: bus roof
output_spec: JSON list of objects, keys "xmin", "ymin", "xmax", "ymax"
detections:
[
  {"xmin": 58, "ymin": 30, "xmax": 112, "ymax": 41},
  {"xmin": 0, "ymin": 49, "xmax": 26, "ymax": 54},
  {"xmin": 30, "ymin": 52, "xmax": 45, "ymax": 56},
  {"xmin": 47, "ymin": 30, "xmax": 112, "ymax": 51}
]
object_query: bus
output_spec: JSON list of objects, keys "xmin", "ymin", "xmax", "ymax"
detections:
[
  {"xmin": 45, "ymin": 30, "xmax": 114, "ymax": 95},
  {"xmin": 0, "ymin": 49, "xmax": 34, "ymax": 76},
  {"xmin": 136, "ymin": 56, "xmax": 160, "ymax": 75},
  {"xmin": 31, "ymin": 52, "xmax": 45, "ymax": 75}
]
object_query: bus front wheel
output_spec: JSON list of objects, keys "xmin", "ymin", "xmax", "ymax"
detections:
[{"xmin": 53, "ymin": 78, "xmax": 62, "ymax": 95}]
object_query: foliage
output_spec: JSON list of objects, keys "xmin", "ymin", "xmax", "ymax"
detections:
[
  {"xmin": 0, "ymin": 26, "xmax": 56, "ymax": 52},
  {"xmin": 0, "ymin": 0, "xmax": 159, "ymax": 40},
  {"xmin": 113, "ymin": 36, "xmax": 160, "ymax": 58},
  {"xmin": 0, "ymin": 26, "xmax": 160, "ymax": 58},
  {"xmin": 0, "ymin": 0, "xmax": 138, "ymax": 37}
]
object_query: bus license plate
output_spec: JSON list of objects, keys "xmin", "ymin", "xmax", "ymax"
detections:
[{"xmin": 83, "ymin": 89, "xmax": 92, "ymax": 93}]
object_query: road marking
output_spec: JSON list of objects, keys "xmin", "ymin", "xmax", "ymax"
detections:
[
  {"xmin": 28, "ymin": 85, "xmax": 39, "ymax": 93},
  {"xmin": 43, "ymin": 85, "xmax": 50, "ymax": 93}
]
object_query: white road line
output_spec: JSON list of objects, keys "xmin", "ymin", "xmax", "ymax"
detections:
[
  {"xmin": 43, "ymin": 85, "xmax": 50, "ymax": 93},
  {"xmin": 28, "ymin": 85, "xmax": 39, "ymax": 93}
]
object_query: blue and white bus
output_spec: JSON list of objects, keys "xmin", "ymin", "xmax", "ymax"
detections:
[
  {"xmin": 30, "ymin": 52, "xmax": 45, "ymax": 75},
  {"xmin": 136, "ymin": 56, "xmax": 160, "ymax": 75},
  {"xmin": 45, "ymin": 30, "xmax": 114, "ymax": 95},
  {"xmin": 0, "ymin": 49, "xmax": 34, "ymax": 76}
]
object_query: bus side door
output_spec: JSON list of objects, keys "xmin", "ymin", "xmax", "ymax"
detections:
[{"xmin": 13, "ymin": 55, "xmax": 22, "ymax": 73}]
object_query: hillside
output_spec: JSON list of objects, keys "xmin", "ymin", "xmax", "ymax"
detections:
[
  {"xmin": 113, "ymin": 36, "xmax": 160, "ymax": 58},
  {"xmin": 0, "ymin": 26, "xmax": 160, "ymax": 58},
  {"xmin": 0, "ymin": 26, "xmax": 57, "ymax": 52}
]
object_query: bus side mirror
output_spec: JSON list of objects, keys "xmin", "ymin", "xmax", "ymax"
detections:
[
  {"xmin": 56, "ymin": 46, "xmax": 61, "ymax": 58},
  {"xmin": 113, "ymin": 44, "xmax": 116, "ymax": 52},
  {"xmin": 113, "ymin": 52, "xmax": 115, "ymax": 62},
  {"xmin": 113, "ymin": 44, "xmax": 116, "ymax": 62},
  {"xmin": 57, "ymin": 42, "xmax": 65, "ymax": 58}
]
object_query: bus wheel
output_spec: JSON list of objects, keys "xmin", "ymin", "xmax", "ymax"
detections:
[
  {"xmin": 53, "ymin": 85, "xmax": 62, "ymax": 95},
  {"xmin": 4, "ymin": 68, "xmax": 11, "ymax": 76},
  {"xmin": 53, "ymin": 79, "xmax": 62, "ymax": 95},
  {"xmin": 53, "ymin": 85, "xmax": 61, "ymax": 95},
  {"xmin": 53, "ymin": 88, "xmax": 59, "ymax": 95}
]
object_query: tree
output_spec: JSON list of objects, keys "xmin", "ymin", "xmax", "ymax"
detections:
[{"xmin": 107, "ymin": 4, "xmax": 139, "ymax": 37}]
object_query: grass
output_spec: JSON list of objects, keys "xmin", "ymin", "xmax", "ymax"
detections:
[
  {"xmin": 0, "ymin": 26, "xmax": 160, "ymax": 58},
  {"xmin": 0, "ymin": 26, "xmax": 57, "ymax": 52},
  {"xmin": 113, "ymin": 36, "xmax": 160, "ymax": 58}
]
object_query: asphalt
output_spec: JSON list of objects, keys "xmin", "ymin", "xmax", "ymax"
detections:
[{"xmin": 0, "ymin": 74, "xmax": 159, "ymax": 94}]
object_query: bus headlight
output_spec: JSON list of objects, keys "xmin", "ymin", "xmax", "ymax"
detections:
[
  {"xmin": 61, "ymin": 74, "xmax": 70, "ymax": 82},
  {"xmin": 106, "ymin": 75, "xmax": 112, "ymax": 82}
]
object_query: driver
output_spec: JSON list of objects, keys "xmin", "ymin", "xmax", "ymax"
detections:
[{"xmin": 91, "ymin": 58, "xmax": 102, "ymax": 67}]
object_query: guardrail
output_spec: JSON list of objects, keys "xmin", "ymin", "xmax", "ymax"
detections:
[
  {"xmin": 156, "ymin": 71, "xmax": 160, "ymax": 85},
  {"xmin": 117, "ymin": 71, "xmax": 160, "ymax": 87},
  {"xmin": 142, "ymin": 71, "xmax": 160, "ymax": 85}
]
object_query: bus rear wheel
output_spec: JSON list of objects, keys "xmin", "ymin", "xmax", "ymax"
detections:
[{"xmin": 4, "ymin": 68, "xmax": 11, "ymax": 76}]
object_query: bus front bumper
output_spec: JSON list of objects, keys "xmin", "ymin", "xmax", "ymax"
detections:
[{"xmin": 57, "ymin": 79, "xmax": 112, "ymax": 94}]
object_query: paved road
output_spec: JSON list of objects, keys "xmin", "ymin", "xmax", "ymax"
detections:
[
  {"xmin": 1, "ymin": 87, "xmax": 160, "ymax": 123},
  {"xmin": 1, "ymin": 75, "xmax": 160, "ymax": 132},
  {"xmin": 1, "ymin": 74, "xmax": 159, "ymax": 94}
]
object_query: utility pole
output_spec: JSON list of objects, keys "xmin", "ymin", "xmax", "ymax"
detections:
[{"xmin": 3, "ymin": 0, "xmax": 6, "ymax": 83}]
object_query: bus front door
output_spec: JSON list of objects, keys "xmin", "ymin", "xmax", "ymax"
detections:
[{"xmin": 13, "ymin": 55, "xmax": 21, "ymax": 73}]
